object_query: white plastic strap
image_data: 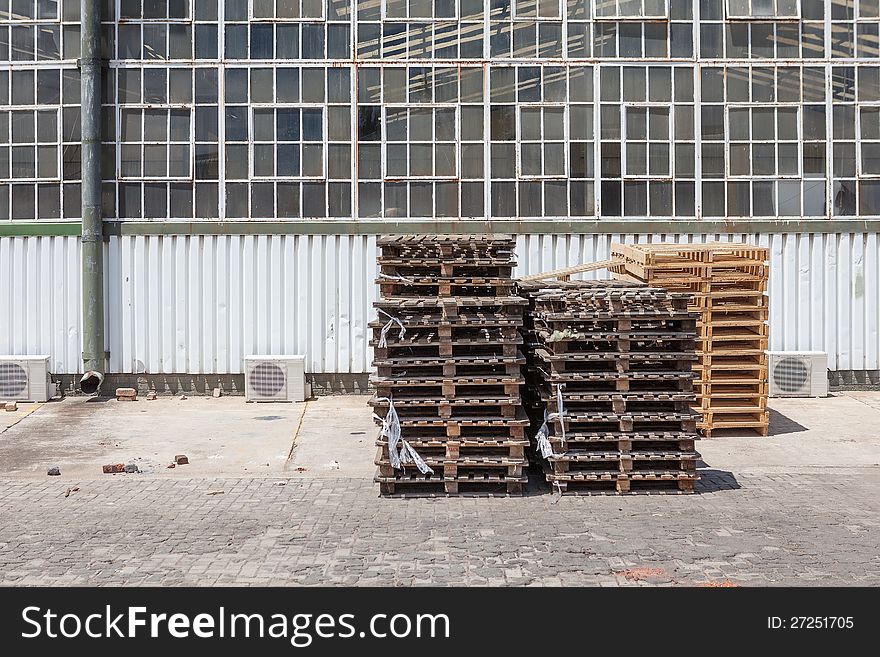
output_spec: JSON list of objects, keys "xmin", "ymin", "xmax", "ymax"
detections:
[
  {"xmin": 555, "ymin": 384, "xmax": 566, "ymax": 442},
  {"xmin": 373, "ymin": 397, "xmax": 434, "ymax": 475},
  {"xmin": 535, "ymin": 413, "xmax": 555, "ymax": 460},
  {"xmin": 376, "ymin": 308, "xmax": 406, "ymax": 349},
  {"xmin": 377, "ymin": 272, "xmax": 415, "ymax": 284}
]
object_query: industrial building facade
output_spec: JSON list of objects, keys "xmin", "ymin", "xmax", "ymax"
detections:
[{"xmin": 1, "ymin": 1, "xmax": 879, "ymax": 387}]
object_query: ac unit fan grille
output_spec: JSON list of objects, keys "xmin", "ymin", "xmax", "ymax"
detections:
[
  {"xmin": 0, "ymin": 362, "xmax": 28, "ymax": 398},
  {"xmin": 773, "ymin": 357, "xmax": 809, "ymax": 393},
  {"xmin": 248, "ymin": 362, "xmax": 287, "ymax": 398}
]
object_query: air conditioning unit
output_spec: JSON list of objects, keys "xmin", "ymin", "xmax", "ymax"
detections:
[
  {"xmin": 768, "ymin": 351, "xmax": 828, "ymax": 398},
  {"xmin": 244, "ymin": 355, "xmax": 307, "ymax": 402},
  {"xmin": 0, "ymin": 356, "xmax": 52, "ymax": 402}
]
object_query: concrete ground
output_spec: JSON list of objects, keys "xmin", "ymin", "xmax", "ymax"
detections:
[{"xmin": 0, "ymin": 392, "xmax": 878, "ymax": 586}]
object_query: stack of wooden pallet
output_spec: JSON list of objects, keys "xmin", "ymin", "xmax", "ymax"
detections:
[
  {"xmin": 610, "ymin": 242, "xmax": 770, "ymax": 437},
  {"xmin": 369, "ymin": 235, "xmax": 529, "ymax": 496},
  {"xmin": 519, "ymin": 280, "xmax": 701, "ymax": 494}
]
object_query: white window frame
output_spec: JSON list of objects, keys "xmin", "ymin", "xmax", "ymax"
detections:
[
  {"xmin": 248, "ymin": 0, "xmax": 325, "ymax": 21},
  {"xmin": 382, "ymin": 104, "xmax": 458, "ymax": 180},
  {"xmin": 116, "ymin": 0, "xmax": 194, "ymax": 22},
  {"xmin": 725, "ymin": 0, "xmax": 800, "ymax": 20},
  {"xmin": 594, "ymin": 0, "xmax": 669, "ymax": 20},
  {"xmin": 381, "ymin": 0, "xmax": 461, "ymax": 20},
  {"xmin": 249, "ymin": 104, "xmax": 328, "ymax": 180},
  {"xmin": 517, "ymin": 103, "xmax": 569, "ymax": 179},
  {"xmin": 857, "ymin": 102, "xmax": 880, "ymax": 177},
  {"xmin": 621, "ymin": 103, "xmax": 673, "ymax": 180},
  {"xmin": 726, "ymin": 104, "xmax": 802, "ymax": 179},
  {"xmin": 116, "ymin": 105, "xmax": 194, "ymax": 181},
  {"xmin": 2, "ymin": 106, "xmax": 62, "ymax": 182}
]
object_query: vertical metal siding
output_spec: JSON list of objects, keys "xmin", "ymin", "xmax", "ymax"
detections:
[
  {"xmin": 0, "ymin": 232, "xmax": 877, "ymax": 374},
  {"xmin": 0, "ymin": 236, "xmax": 83, "ymax": 374}
]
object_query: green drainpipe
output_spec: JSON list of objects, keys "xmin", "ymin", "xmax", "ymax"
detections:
[{"xmin": 79, "ymin": 0, "xmax": 105, "ymax": 393}]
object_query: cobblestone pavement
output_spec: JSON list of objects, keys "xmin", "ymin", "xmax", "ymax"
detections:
[{"xmin": 1, "ymin": 468, "xmax": 877, "ymax": 586}]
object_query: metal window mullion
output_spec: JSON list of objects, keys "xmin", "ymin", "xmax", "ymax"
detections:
[
  {"xmin": 216, "ymin": 1, "xmax": 226, "ymax": 222},
  {"xmin": 826, "ymin": 61, "xmax": 833, "ymax": 218},
  {"xmin": 694, "ymin": 62, "xmax": 702, "ymax": 219},
  {"xmin": 593, "ymin": 62, "xmax": 601, "ymax": 216},
  {"xmin": 483, "ymin": 62, "xmax": 490, "ymax": 217}
]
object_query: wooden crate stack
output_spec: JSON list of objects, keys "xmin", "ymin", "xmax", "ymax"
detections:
[
  {"xmin": 610, "ymin": 242, "xmax": 770, "ymax": 437},
  {"xmin": 369, "ymin": 235, "xmax": 530, "ymax": 496},
  {"xmin": 519, "ymin": 280, "xmax": 702, "ymax": 494}
]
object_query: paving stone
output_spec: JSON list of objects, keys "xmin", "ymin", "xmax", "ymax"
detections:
[{"xmin": 0, "ymin": 471, "xmax": 877, "ymax": 586}]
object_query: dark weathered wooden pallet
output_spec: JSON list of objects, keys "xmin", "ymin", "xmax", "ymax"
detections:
[
  {"xmin": 545, "ymin": 467, "xmax": 699, "ymax": 494},
  {"xmin": 534, "ymin": 392, "xmax": 696, "ymax": 416},
  {"xmin": 547, "ymin": 455, "xmax": 699, "ymax": 475},
  {"xmin": 534, "ymin": 367, "xmax": 696, "ymax": 385},
  {"xmin": 376, "ymin": 469, "xmax": 526, "ymax": 496},
  {"xmin": 545, "ymin": 478, "xmax": 697, "ymax": 495},
  {"xmin": 548, "ymin": 413, "xmax": 700, "ymax": 434},
  {"xmin": 379, "ymin": 262, "xmax": 515, "ymax": 278},
  {"xmin": 379, "ymin": 282, "xmax": 519, "ymax": 300},
  {"xmin": 379, "ymin": 422, "xmax": 528, "ymax": 441},
  {"xmin": 375, "ymin": 355, "xmax": 525, "ymax": 379},
  {"xmin": 533, "ymin": 349, "xmax": 697, "ymax": 376},
  {"xmin": 532, "ymin": 336, "xmax": 697, "ymax": 357},
  {"xmin": 371, "ymin": 396, "xmax": 522, "ymax": 420},
  {"xmin": 376, "ymin": 456, "xmax": 526, "ymax": 479},
  {"xmin": 376, "ymin": 439, "xmax": 528, "ymax": 460},
  {"xmin": 378, "ymin": 235, "xmax": 517, "ymax": 264},
  {"xmin": 375, "ymin": 296, "xmax": 528, "ymax": 309},
  {"xmin": 372, "ymin": 339, "xmax": 522, "ymax": 360},
  {"xmin": 368, "ymin": 312, "xmax": 523, "ymax": 329},
  {"xmin": 529, "ymin": 371, "xmax": 694, "ymax": 395},
  {"xmin": 371, "ymin": 325, "xmax": 521, "ymax": 345},
  {"xmin": 547, "ymin": 439, "xmax": 699, "ymax": 456},
  {"xmin": 371, "ymin": 374, "xmax": 523, "ymax": 399}
]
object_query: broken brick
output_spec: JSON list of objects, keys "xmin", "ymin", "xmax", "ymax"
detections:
[
  {"xmin": 103, "ymin": 463, "xmax": 125, "ymax": 474},
  {"xmin": 174, "ymin": 454, "xmax": 189, "ymax": 465},
  {"xmin": 116, "ymin": 388, "xmax": 137, "ymax": 401}
]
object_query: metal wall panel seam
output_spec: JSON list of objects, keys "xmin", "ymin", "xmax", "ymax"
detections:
[
  {"xmin": 852, "ymin": 233, "xmax": 866, "ymax": 371},
  {"xmin": 837, "ymin": 233, "xmax": 851, "ymax": 371},
  {"xmin": 866, "ymin": 232, "xmax": 880, "ymax": 370}
]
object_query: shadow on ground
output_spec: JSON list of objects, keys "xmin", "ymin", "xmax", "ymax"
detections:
[
  {"xmin": 767, "ymin": 408, "xmax": 809, "ymax": 436},
  {"xmin": 695, "ymin": 469, "xmax": 741, "ymax": 493}
]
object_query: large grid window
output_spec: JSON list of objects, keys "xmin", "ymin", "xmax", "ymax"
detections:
[
  {"xmin": 0, "ymin": 0, "xmax": 63, "ymax": 62},
  {"xmin": 225, "ymin": 0, "xmax": 350, "ymax": 60},
  {"xmin": 726, "ymin": 0, "xmax": 799, "ymax": 19},
  {"xmin": 0, "ymin": 66, "xmax": 75, "ymax": 219},
  {"xmin": 830, "ymin": 0, "xmax": 880, "ymax": 59},
  {"xmin": 596, "ymin": 0, "xmax": 669, "ymax": 19},
  {"xmin": 8, "ymin": 0, "xmax": 880, "ymax": 221},
  {"xmin": 601, "ymin": 65, "xmax": 694, "ymax": 216},
  {"xmin": 701, "ymin": 64, "xmax": 828, "ymax": 217},
  {"xmin": 119, "ymin": 106, "xmax": 192, "ymax": 178},
  {"xmin": 359, "ymin": 0, "xmax": 482, "ymax": 60}
]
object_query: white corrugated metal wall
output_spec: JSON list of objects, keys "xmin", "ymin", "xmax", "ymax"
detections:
[{"xmin": 1, "ymin": 232, "xmax": 877, "ymax": 374}]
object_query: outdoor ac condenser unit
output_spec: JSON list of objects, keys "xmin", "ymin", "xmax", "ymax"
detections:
[
  {"xmin": 244, "ymin": 355, "xmax": 307, "ymax": 402},
  {"xmin": 0, "ymin": 356, "xmax": 52, "ymax": 402},
  {"xmin": 768, "ymin": 351, "xmax": 828, "ymax": 398}
]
